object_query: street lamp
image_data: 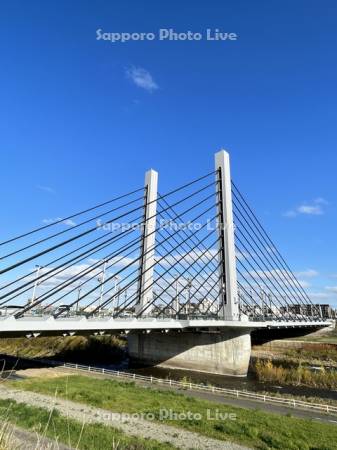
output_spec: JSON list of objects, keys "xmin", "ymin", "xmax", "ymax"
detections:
[
  {"xmin": 75, "ymin": 282, "xmax": 82, "ymax": 314},
  {"xmin": 97, "ymin": 259, "xmax": 107, "ymax": 314},
  {"xmin": 173, "ymin": 273, "xmax": 180, "ymax": 317},
  {"xmin": 111, "ymin": 274, "xmax": 120, "ymax": 314},
  {"xmin": 30, "ymin": 264, "xmax": 43, "ymax": 308},
  {"xmin": 185, "ymin": 278, "xmax": 192, "ymax": 318}
]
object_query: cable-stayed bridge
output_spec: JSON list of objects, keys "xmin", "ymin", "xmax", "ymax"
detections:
[{"xmin": 0, "ymin": 150, "xmax": 330, "ymax": 375}]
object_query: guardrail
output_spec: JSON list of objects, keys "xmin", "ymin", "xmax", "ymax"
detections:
[{"xmin": 57, "ymin": 361, "xmax": 337, "ymax": 416}]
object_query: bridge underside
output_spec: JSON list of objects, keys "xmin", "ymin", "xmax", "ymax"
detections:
[{"xmin": 0, "ymin": 317, "xmax": 329, "ymax": 338}]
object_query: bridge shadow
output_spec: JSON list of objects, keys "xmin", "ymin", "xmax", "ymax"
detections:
[
  {"xmin": 251, "ymin": 326, "xmax": 324, "ymax": 345},
  {"xmin": 0, "ymin": 335, "xmax": 128, "ymax": 378}
]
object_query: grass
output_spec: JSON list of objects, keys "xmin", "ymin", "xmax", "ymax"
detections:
[
  {"xmin": 11, "ymin": 374, "xmax": 337, "ymax": 450},
  {"xmin": 283, "ymin": 343, "xmax": 337, "ymax": 364},
  {"xmin": 255, "ymin": 359, "xmax": 337, "ymax": 389},
  {"xmin": 0, "ymin": 335, "xmax": 126, "ymax": 364},
  {"xmin": 0, "ymin": 420, "xmax": 17, "ymax": 450},
  {"xmin": 0, "ymin": 398, "xmax": 174, "ymax": 450}
]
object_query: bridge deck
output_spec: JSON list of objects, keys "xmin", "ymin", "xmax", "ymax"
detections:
[{"xmin": 0, "ymin": 316, "xmax": 331, "ymax": 337}]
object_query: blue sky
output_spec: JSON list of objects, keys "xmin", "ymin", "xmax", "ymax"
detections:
[{"xmin": 1, "ymin": 0, "xmax": 337, "ymax": 306}]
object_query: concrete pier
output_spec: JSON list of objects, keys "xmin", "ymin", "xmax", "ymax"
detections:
[{"xmin": 128, "ymin": 330, "xmax": 252, "ymax": 377}]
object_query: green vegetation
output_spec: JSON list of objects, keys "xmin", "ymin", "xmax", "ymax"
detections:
[
  {"xmin": 255, "ymin": 359, "xmax": 337, "ymax": 389},
  {"xmin": 0, "ymin": 398, "xmax": 173, "ymax": 450},
  {"xmin": 0, "ymin": 335, "xmax": 126, "ymax": 364},
  {"xmin": 11, "ymin": 374, "xmax": 337, "ymax": 449}
]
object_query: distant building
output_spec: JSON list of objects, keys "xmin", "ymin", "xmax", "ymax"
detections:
[{"xmin": 280, "ymin": 303, "xmax": 335, "ymax": 319}]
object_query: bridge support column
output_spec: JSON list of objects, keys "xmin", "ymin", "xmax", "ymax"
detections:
[
  {"xmin": 128, "ymin": 329, "xmax": 251, "ymax": 376},
  {"xmin": 135, "ymin": 169, "xmax": 158, "ymax": 316},
  {"xmin": 215, "ymin": 150, "xmax": 240, "ymax": 321}
]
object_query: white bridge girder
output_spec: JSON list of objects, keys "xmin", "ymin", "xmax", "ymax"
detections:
[{"xmin": 0, "ymin": 315, "xmax": 330, "ymax": 337}]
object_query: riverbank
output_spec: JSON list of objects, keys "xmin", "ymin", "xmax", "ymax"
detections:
[
  {"xmin": 2, "ymin": 333, "xmax": 337, "ymax": 405},
  {"xmin": 251, "ymin": 339, "xmax": 337, "ymax": 389},
  {"xmin": 5, "ymin": 372, "xmax": 337, "ymax": 449},
  {"xmin": 0, "ymin": 394, "xmax": 176, "ymax": 450},
  {"xmin": 254, "ymin": 358, "xmax": 337, "ymax": 389},
  {"xmin": 0, "ymin": 335, "xmax": 126, "ymax": 365},
  {"xmin": 252, "ymin": 339, "xmax": 337, "ymax": 368}
]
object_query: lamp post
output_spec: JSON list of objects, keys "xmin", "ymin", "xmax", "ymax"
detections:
[
  {"xmin": 186, "ymin": 278, "xmax": 192, "ymax": 318},
  {"xmin": 75, "ymin": 283, "xmax": 82, "ymax": 314},
  {"xmin": 111, "ymin": 275, "xmax": 120, "ymax": 315},
  {"xmin": 30, "ymin": 265, "xmax": 42, "ymax": 309},
  {"xmin": 98, "ymin": 259, "xmax": 107, "ymax": 314},
  {"xmin": 173, "ymin": 274, "xmax": 180, "ymax": 318}
]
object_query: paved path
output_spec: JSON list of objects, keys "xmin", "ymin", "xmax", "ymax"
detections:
[
  {"xmin": 0, "ymin": 384, "xmax": 249, "ymax": 450},
  {"xmin": 173, "ymin": 388, "xmax": 337, "ymax": 425}
]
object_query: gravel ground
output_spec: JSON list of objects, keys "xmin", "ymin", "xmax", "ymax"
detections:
[{"xmin": 0, "ymin": 384, "xmax": 249, "ymax": 450}]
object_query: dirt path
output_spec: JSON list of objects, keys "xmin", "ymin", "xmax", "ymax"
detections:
[{"xmin": 0, "ymin": 384, "xmax": 249, "ymax": 450}]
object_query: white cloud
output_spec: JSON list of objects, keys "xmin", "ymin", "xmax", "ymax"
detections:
[
  {"xmin": 35, "ymin": 264, "xmax": 101, "ymax": 288},
  {"xmin": 108, "ymin": 255, "xmax": 138, "ymax": 268},
  {"xmin": 236, "ymin": 250, "xmax": 250, "ymax": 261},
  {"xmin": 325, "ymin": 286, "xmax": 337, "ymax": 294},
  {"xmin": 42, "ymin": 217, "xmax": 76, "ymax": 227},
  {"xmin": 298, "ymin": 280, "xmax": 311, "ymax": 288},
  {"xmin": 295, "ymin": 269, "xmax": 319, "ymax": 278},
  {"xmin": 126, "ymin": 67, "xmax": 158, "ymax": 92},
  {"xmin": 283, "ymin": 198, "xmax": 328, "ymax": 218},
  {"xmin": 308, "ymin": 292, "xmax": 331, "ymax": 300},
  {"xmin": 249, "ymin": 268, "xmax": 288, "ymax": 281},
  {"xmin": 314, "ymin": 197, "xmax": 329, "ymax": 205},
  {"xmin": 36, "ymin": 185, "xmax": 55, "ymax": 194},
  {"xmin": 248, "ymin": 268, "xmax": 310, "ymax": 289},
  {"xmin": 89, "ymin": 255, "xmax": 139, "ymax": 269},
  {"xmin": 283, "ymin": 210, "xmax": 297, "ymax": 218},
  {"xmin": 297, "ymin": 205, "xmax": 323, "ymax": 215},
  {"xmin": 157, "ymin": 248, "xmax": 218, "ymax": 269}
]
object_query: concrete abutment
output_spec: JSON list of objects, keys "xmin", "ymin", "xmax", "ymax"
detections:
[{"xmin": 128, "ymin": 329, "xmax": 252, "ymax": 377}]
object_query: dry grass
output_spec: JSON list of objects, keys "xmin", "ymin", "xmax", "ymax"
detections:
[
  {"xmin": 0, "ymin": 420, "xmax": 18, "ymax": 450},
  {"xmin": 0, "ymin": 336, "xmax": 126, "ymax": 364},
  {"xmin": 255, "ymin": 358, "xmax": 337, "ymax": 389}
]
